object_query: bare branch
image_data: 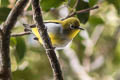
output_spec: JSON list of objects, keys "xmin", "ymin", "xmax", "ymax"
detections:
[
  {"xmin": 76, "ymin": 6, "xmax": 98, "ymax": 14},
  {"xmin": 65, "ymin": 6, "xmax": 99, "ymax": 19},
  {"xmin": 0, "ymin": 0, "xmax": 29, "ymax": 79},
  {"xmin": 3, "ymin": 0, "xmax": 29, "ymax": 34},
  {"xmin": 31, "ymin": 0, "xmax": 63, "ymax": 80},
  {"xmin": 73, "ymin": 0, "xmax": 79, "ymax": 9},
  {"xmin": 11, "ymin": 32, "xmax": 31, "ymax": 37}
]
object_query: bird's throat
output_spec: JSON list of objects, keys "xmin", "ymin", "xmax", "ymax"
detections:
[{"xmin": 68, "ymin": 30, "xmax": 80, "ymax": 39}]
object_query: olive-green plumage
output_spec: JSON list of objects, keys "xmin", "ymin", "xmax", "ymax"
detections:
[{"xmin": 30, "ymin": 17, "xmax": 83, "ymax": 49}]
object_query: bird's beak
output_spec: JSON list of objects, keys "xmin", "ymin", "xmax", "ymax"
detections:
[{"xmin": 78, "ymin": 26, "xmax": 84, "ymax": 30}]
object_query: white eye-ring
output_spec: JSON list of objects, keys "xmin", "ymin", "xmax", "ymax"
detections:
[{"xmin": 70, "ymin": 24, "xmax": 74, "ymax": 29}]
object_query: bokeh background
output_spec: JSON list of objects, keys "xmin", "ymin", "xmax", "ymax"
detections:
[{"xmin": 0, "ymin": 0, "xmax": 120, "ymax": 80}]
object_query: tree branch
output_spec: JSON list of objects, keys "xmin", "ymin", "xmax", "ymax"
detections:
[
  {"xmin": 65, "ymin": 6, "xmax": 99, "ymax": 19},
  {"xmin": 3, "ymin": 0, "xmax": 29, "ymax": 33},
  {"xmin": 11, "ymin": 32, "xmax": 31, "ymax": 37},
  {"xmin": 73, "ymin": 0, "xmax": 79, "ymax": 9},
  {"xmin": 0, "ymin": 0, "xmax": 29, "ymax": 79},
  {"xmin": 31, "ymin": 0, "xmax": 63, "ymax": 80}
]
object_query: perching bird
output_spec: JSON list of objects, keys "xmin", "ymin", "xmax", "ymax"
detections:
[{"xmin": 23, "ymin": 17, "xmax": 84, "ymax": 49}]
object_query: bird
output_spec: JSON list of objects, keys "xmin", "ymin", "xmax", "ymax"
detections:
[{"xmin": 23, "ymin": 17, "xmax": 84, "ymax": 49}]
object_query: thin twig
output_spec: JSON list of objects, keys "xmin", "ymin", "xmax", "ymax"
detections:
[
  {"xmin": 31, "ymin": 0, "xmax": 63, "ymax": 80},
  {"xmin": 68, "ymin": 0, "xmax": 79, "ymax": 15},
  {"xmin": 65, "ymin": 6, "xmax": 99, "ymax": 19},
  {"xmin": 0, "ymin": 0, "xmax": 29, "ymax": 80},
  {"xmin": 11, "ymin": 32, "xmax": 31, "ymax": 37},
  {"xmin": 3, "ymin": 0, "xmax": 29, "ymax": 33},
  {"xmin": 67, "ymin": 0, "xmax": 71, "ymax": 6},
  {"xmin": 73, "ymin": 0, "xmax": 79, "ymax": 9}
]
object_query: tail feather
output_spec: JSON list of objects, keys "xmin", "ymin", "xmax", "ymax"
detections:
[{"xmin": 22, "ymin": 23, "xmax": 41, "ymax": 42}]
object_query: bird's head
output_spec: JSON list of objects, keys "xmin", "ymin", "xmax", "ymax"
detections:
[
  {"xmin": 62, "ymin": 17, "xmax": 84, "ymax": 30},
  {"xmin": 62, "ymin": 17, "xmax": 84, "ymax": 39}
]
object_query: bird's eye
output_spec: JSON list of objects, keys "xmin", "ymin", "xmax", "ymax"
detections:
[
  {"xmin": 70, "ymin": 24, "xmax": 84, "ymax": 30},
  {"xmin": 70, "ymin": 24, "xmax": 74, "ymax": 29},
  {"xmin": 70, "ymin": 24, "xmax": 79, "ymax": 29}
]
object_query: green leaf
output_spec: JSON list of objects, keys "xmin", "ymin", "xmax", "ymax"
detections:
[
  {"xmin": 0, "ymin": 7, "xmax": 11, "ymax": 23},
  {"xmin": 107, "ymin": 0, "xmax": 120, "ymax": 14},
  {"xmin": 76, "ymin": 0, "xmax": 90, "ymax": 24},
  {"xmin": 40, "ymin": 0, "xmax": 65, "ymax": 11},
  {"xmin": 89, "ymin": 0, "xmax": 98, "ymax": 7},
  {"xmin": 113, "ymin": 42, "xmax": 120, "ymax": 65},
  {"xmin": 68, "ymin": 0, "xmax": 76, "ymax": 8},
  {"xmin": 89, "ymin": 16, "xmax": 104, "ymax": 27},
  {"xmin": 15, "ymin": 37, "xmax": 26, "ymax": 63},
  {"xmin": 10, "ymin": 37, "xmax": 17, "ymax": 47},
  {"xmin": 1, "ymin": 0, "xmax": 9, "ymax": 7}
]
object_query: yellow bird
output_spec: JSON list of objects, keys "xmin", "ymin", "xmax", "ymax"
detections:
[{"xmin": 24, "ymin": 17, "xmax": 84, "ymax": 49}]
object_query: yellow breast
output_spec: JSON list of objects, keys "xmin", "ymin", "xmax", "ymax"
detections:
[{"xmin": 68, "ymin": 30, "xmax": 80, "ymax": 39}]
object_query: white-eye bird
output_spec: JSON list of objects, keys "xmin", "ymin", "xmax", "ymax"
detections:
[{"xmin": 24, "ymin": 17, "xmax": 84, "ymax": 49}]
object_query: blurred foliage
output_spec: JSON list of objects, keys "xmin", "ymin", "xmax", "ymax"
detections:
[
  {"xmin": 68, "ymin": 0, "xmax": 90, "ymax": 24},
  {"xmin": 0, "ymin": 0, "xmax": 9, "ymax": 7},
  {"xmin": 15, "ymin": 37, "xmax": 27, "ymax": 63},
  {"xmin": 89, "ymin": 16, "xmax": 104, "ymax": 27},
  {"xmin": 40, "ymin": 0, "xmax": 65, "ymax": 11},
  {"xmin": 0, "ymin": 0, "xmax": 120, "ymax": 80},
  {"xmin": 76, "ymin": 0, "xmax": 90, "ymax": 24},
  {"xmin": 0, "ymin": 7, "xmax": 11, "ymax": 23},
  {"xmin": 107, "ymin": 0, "xmax": 120, "ymax": 14},
  {"xmin": 89, "ymin": 0, "xmax": 98, "ymax": 7}
]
